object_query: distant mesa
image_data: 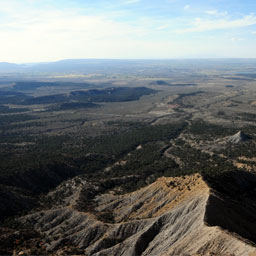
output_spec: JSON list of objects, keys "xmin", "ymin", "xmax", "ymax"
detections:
[
  {"xmin": 227, "ymin": 131, "xmax": 251, "ymax": 144},
  {"xmin": 150, "ymin": 80, "xmax": 170, "ymax": 86},
  {"xmin": 22, "ymin": 87, "xmax": 157, "ymax": 105},
  {"xmin": 150, "ymin": 80, "xmax": 196, "ymax": 87}
]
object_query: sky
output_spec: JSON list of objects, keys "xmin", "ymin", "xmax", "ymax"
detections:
[{"xmin": 1, "ymin": 0, "xmax": 256, "ymax": 62}]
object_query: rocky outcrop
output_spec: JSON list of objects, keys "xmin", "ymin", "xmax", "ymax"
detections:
[
  {"xmin": 19, "ymin": 174, "xmax": 256, "ymax": 255},
  {"xmin": 227, "ymin": 131, "xmax": 251, "ymax": 144}
]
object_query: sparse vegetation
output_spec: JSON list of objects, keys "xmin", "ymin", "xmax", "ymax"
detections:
[{"xmin": 1, "ymin": 60, "xmax": 256, "ymax": 254}]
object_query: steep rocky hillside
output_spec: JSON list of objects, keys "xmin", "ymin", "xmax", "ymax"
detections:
[
  {"xmin": 227, "ymin": 131, "xmax": 251, "ymax": 144},
  {"xmin": 14, "ymin": 173, "xmax": 256, "ymax": 256}
]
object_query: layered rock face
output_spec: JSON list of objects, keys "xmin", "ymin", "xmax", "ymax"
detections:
[{"xmin": 19, "ymin": 174, "xmax": 256, "ymax": 256}]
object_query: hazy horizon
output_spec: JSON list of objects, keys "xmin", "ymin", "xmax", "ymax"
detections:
[{"xmin": 2, "ymin": 57, "xmax": 256, "ymax": 65}]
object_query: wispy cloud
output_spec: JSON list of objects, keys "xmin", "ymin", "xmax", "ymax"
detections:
[
  {"xmin": 0, "ymin": 1, "xmax": 157, "ymax": 62},
  {"xmin": 166, "ymin": 0, "xmax": 177, "ymax": 3},
  {"xmin": 184, "ymin": 5, "xmax": 190, "ymax": 10},
  {"xmin": 231, "ymin": 37, "xmax": 244, "ymax": 41},
  {"xmin": 205, "ymin": 10, "xmax": 218, "ymax": 15},
  {"xmin": 176, "ymin": 13, "xmax": 256, "ymax": 33},
  {"xmin": 123, "ymin": 0, "xmax": 140, "ymax": 4},
  {"xmin": 205, "ymin": 10, "xmax": 228, "ymax": 16},
  {"xmin": 156, "ymin": 25, "xmax": 169, "ymax": 30},
  {"xmin": 0, "ymin": 0, "xmax": 256, "ymax": 61}
]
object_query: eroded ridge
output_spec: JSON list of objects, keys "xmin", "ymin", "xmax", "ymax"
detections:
[{"xmin": 20, "ymin": 174, "xmax": 256, "ymax": 256}]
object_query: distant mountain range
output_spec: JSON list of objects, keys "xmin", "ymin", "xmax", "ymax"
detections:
[
  {"xmin": 0, "ymin": 59, "xmax": 160, "ymax": 73},
  {"xmin": 1, "ymin": 58, "xmax": 256, "ymax": 74},
  {"xmin": 0, "ymin": 62, "xmax": 23, "ymax": 72}
]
